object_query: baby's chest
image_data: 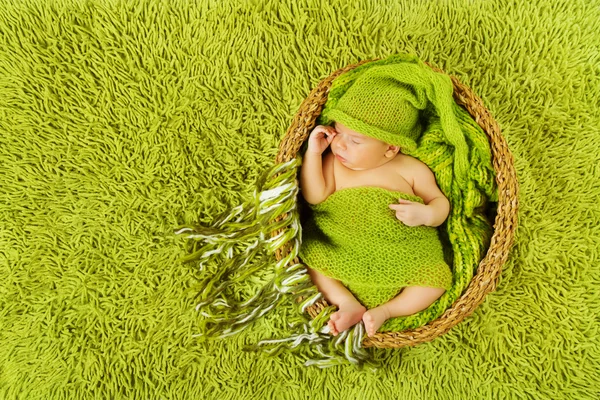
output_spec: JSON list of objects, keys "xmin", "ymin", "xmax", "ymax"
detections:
[{"xmin": 333, "ymin": 161, "xmax": 415, "ymax": 196}]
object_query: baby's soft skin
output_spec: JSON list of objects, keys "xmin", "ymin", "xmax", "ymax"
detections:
[{"xmin": 300, "ymin": 122, "xmax": 451, "ymax": 337}]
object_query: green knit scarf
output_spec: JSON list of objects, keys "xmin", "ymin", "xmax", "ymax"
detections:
[{"xmin": 173, "ymin": 100, "xmax": 497, "ymax": 370}]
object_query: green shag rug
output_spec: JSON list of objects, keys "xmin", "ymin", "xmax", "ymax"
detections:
[{"xmin": 1, "ymin": 0, "xmax": 599, "ymax": 398}]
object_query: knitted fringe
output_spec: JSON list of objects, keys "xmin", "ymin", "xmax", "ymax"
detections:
[{"xmin": 174, "ymin": 158, "xmax": 379, "ymax": 369}]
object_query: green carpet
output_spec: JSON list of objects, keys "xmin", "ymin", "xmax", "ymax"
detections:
[{"xmin": 1, "ymin": 0, "xmax": 599, "ymax": 398}]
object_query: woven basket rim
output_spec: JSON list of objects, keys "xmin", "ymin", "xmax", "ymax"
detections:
[{"xmin": 272, "ymin": 57, "xmax": 519, "ymax": 349}]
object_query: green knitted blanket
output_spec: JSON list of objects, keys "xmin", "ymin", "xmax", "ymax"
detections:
[{"xmin": 298, "ymin": 187, "xmax": 453, "ymax": 310}]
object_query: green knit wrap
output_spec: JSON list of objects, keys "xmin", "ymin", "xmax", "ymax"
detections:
[{"xmin": 298, "ymin": 188, "xmax": 453, "ymax": 309}]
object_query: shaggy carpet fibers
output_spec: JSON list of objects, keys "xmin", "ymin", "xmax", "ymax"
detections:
[{"xmin": 0, "ymin": 0, "xmax": 599, "ymax": 398}]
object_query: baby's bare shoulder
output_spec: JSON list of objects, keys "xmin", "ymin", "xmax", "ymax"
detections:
[
  {"xmin": 393, "ymin": 154, "xmax": 432, "ymax": 187},
  {"xmin": 397, "ymin": 153, "xmax": 420, "ymax": 165},
  {"xmin": 394, "ymin": 153, "xmax": 422, "ymax": 174}
]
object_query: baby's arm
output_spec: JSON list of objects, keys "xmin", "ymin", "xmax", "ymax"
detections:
[
  {"xmin": 300, "ymin": 126, "xmax": 336, "ymax": 204},
  {"xmin": 411, "ymin": 161, "xmax": 450, "ymax": 227}
]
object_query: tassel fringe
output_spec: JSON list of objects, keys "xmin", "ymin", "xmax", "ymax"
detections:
[{"xmin": 174, "ymin": 157, "xmax": 378, "ymax": 368}]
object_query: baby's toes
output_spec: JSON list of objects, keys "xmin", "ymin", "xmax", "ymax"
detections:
[
  {"xmin": 328, "ymin": 320, "xmax": 338, "ymax": 336},
  {"xmin": 362, "ymin": 312, "xmax": 373, "ymax": 325},
  {"xmin": 362, "ymin": 313, "xmax": 374, "ymax": 335}
]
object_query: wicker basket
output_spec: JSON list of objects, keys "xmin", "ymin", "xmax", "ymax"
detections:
[{"xmin": 272, "ymin": 57, "xmax": 519, "ymax": 349}]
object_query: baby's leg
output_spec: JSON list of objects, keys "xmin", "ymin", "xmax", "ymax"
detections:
[
  {"xmin": 362, "ymin": 286, "xmax": 446, "ymax": 337},
  {"xmin": 306, "ymin": 266, "xmax": 366, "ymax": 336}
]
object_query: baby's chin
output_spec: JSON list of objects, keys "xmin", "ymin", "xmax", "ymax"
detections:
[
  {"xmin": 337, "ymin": 157, "xmax": 365, "ymax": 170},
  {"xmin": 334, "ymin": 152, "xmax": 370, "ymax": 170},
  {"xmin": 343, "ymin": 158, "xmax": 387, "ymax": 171},
  {"xmin": 344, "ymin": 161, "xmax": 368, "ymax": 171}
]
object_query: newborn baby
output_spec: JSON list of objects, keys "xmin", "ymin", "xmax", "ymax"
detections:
[{"xmin": 299, "ymin": 121, "xmax": 451, "ymax": 337}]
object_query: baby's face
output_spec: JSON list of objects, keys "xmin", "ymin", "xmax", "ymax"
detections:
[{"xmin": 330, "ymin": 121, "xmax": 399, "ymax": 170}]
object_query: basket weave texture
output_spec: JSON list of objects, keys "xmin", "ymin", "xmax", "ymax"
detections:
[{"xmin": 273, "ymin": 58, "xmax": 519, "ymax": 349}]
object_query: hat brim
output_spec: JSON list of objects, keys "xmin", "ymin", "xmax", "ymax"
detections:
[{"xmin": 324, "ymin": 109, "xmax": 418, "ymax": 152}]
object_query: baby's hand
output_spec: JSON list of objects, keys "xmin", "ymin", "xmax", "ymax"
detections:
[
  {"xmin": 389, "ymin": 199, "xmax": 432, "ymax": 227},
  {"xmin": 307, "ymin": 125, "xmax": 337, "ymax": 155}
]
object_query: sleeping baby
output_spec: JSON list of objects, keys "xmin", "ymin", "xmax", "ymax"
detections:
[{"xmin": 298, "ymin": 121, "xmax": 453, "ymax": 337}]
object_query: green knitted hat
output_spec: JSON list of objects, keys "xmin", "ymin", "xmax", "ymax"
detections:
[
  {"xmin": 318, "ymin": 54, "xmax": 471, "ymax": 179},
  {"xmin": 322, "ymin": 73, "xmax": 423, "ymax": 151}
]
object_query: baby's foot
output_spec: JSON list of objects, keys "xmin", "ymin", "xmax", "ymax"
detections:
[
  {"xmin": 362, "ymin": 306, "xmax": 390, "ymax": 337},
  {"xmin": 327, "ymin": 300, "xmax": 367, "ymax": 336}
]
